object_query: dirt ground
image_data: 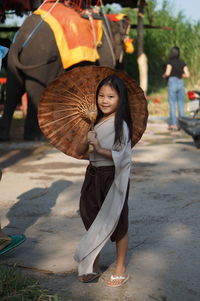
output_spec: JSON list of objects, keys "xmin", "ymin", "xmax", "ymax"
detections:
[{"xmin": 0, "ymin": 119, "xmax": 200, "ymax": 301}]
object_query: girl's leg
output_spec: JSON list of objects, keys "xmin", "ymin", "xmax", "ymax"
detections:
[
  {"xmin": 115, "ymin": 233, "xmax": 128, "ymax": 275},
  {"xmin": 107, "ymin": 233, "xmax": 129, "ymax": 286},
  {"xmin": 79, "ymin": 253, "xmax": 101, "ymax": 282},
  {"xmin": 93, "ymin": 253, "xmax": 101, "ymax": 273}
]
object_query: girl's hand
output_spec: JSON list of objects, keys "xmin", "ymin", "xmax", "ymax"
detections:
[
  {"xmin": 87, "ymin": 131, "xmax": 112, "ymax": 159},
  {"xmin": 87, "ymin": 131, "xmax": 97, "ymax": 143},
  {"xmin": 89, "ymin": 137, "xmax": 101, "ymax": 152},
  {"xmin": 87, "ymin": 131, "xmax": 101, "ymax": 152}
]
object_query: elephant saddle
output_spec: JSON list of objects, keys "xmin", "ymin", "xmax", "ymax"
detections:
[{"xmin": 34, "ymin": 2, "xmax": 103, "ymax": 69}]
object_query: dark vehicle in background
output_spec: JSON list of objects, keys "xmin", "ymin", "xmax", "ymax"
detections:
[{"xmin": 179, "ymin": 90, "xmax": 200, "ymax": 148}]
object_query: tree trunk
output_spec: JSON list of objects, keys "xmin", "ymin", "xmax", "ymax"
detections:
[{"xmin": 137, "ymin": 0, "xmax": 148, "ymax": 95}]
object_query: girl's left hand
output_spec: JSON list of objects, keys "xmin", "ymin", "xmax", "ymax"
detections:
[
  {"xmin": 90, "ymin": 138, "xmax": 101, "ymax": 152},
  {"xmin": 87, "ymin": 131, "xmax": 97, "ymax": 142},
  {"xmin": 88, "ymin": 132, "xmax": 101, "ymax": 152}
]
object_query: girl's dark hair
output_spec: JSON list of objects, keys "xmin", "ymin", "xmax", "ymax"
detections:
[
  {"xmin": 95, "ymin": 74, "xmax": 132, "ymax": 146},
  {"xmin": 169, "ymin": 46, "xmax": 180, "ymax": 60}
]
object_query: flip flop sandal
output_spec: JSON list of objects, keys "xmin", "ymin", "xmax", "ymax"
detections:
[
  {"xmin": 0, "ymin": 235, "xmax": 12, "ymax": 243},
  {"xmin": 0, "ymin": 236, "xmax": 12, "ymax": 250},
  {"xmin": 0, "ymin": 234, "xmax": 26, "ymax": 256},
  {"xmin": 106, "ymin": 274, "xmax": 129, "ymax": 287},
  {"xmin": 79, "ymin": 271, "xmax": 102, "ymax": 283}
]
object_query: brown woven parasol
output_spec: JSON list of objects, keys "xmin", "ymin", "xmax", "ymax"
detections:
[{"xmin": 38, "ymin": 65, "xmax": 148, "ymax": 159}]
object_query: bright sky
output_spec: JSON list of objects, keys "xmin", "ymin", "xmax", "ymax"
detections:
[{"xmin": 156, "ymin": 0, "xmax": 200, "ymax": 23}]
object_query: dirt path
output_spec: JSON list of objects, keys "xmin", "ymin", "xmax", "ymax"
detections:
[{"xmin": 0, "ymin": 120, "xmax": 199, "ymax": 301}]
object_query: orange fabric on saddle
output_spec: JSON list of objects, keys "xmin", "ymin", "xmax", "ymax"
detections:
[
  {"xmin": 106, "ymin": 14, "xmax": 126, "ymax": 22},
  {"xmin": 34, "ymin": 3, "xmax": 102, "ymax": 69}
]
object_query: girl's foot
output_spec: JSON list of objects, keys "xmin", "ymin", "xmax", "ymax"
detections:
[
  {"xmin": 106, "ymin": 273, "xmax": 129, "ymax": 287},
  {"xmin": 79, "ymin": 271, "xmax": 102, "ymax": 283},
  {"xmin": 106, "ymin": 265, "xmax": 129, "ymax": 287},
  {"xmin": 78, "ymin": 253, "xmax": 101, "ymax": 283},
  {"xmin": 0, "ymin": 235, "xmax": 12, "ymax": 251}
]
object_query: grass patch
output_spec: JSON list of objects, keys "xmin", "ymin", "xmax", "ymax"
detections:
[
  {"xmin": 146, "ymin": 88, "xmax": 169, "ymax": 116},
  {"xmin": 0, "ymin": 265, "xmax": 60, "ymax": 301},
  {"xmin": 147, "ymin": 88, "xmax": 191, "ymax": 117}
]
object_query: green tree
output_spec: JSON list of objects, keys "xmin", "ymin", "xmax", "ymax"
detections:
[{"xmin": 123, "ymin": 0, "xmax": 200, "ymax": 93}]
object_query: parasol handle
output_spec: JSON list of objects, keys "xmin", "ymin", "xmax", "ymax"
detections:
[{"xmin": 89, "ymin": 144, "xmax": 94, "ymax": 153}]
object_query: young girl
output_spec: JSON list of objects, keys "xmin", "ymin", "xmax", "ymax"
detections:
[{"xmin": 74, "ymin": 74, "xmax": 133, "ymax": 287}]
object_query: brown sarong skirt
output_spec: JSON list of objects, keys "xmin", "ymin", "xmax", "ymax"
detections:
[{"xmin": 79, "ymin": 164, "xmax": 129, "ymax": 242}]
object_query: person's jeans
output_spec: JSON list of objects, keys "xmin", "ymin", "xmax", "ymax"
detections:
[{"xmin": 168, "ymin": 77, "xmax": 185, "ymax": 126}]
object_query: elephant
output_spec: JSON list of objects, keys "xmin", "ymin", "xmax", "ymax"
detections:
[{"xmin": 0, "ymin": 1, "xmax": 131, "ymax": 141}]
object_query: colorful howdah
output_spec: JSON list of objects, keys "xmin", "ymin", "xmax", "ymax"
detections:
[{"xmin": 34, "ymin": 3, "xmax": 103, "ymax": 69}]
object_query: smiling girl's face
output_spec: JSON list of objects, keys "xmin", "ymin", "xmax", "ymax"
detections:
[{"xmin": 97, "ymin": 84, "xmax": 119, "ymax": 118}]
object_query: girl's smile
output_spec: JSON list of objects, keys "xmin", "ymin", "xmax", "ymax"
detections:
[{"xmin": 97, "ymin": 85, "xmax": 119, "ymax": 117}]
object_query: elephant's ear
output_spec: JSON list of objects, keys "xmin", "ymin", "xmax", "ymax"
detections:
[{"xmin": 106, "ymin": 14, "xmax": 131, "ymax": 60}]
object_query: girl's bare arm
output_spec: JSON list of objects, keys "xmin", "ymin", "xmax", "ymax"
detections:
[
  {"xmin": 88, "ymin": 132, "xmax": 112, "ymax": 160},
  {"xmin": 96, "ymin": 147, "xmax": 112, "ymax": 160}
]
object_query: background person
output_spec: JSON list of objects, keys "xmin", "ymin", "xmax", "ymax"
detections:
[{"xmin": 163, "ymin": 46, "xmax": 190, "ymax": 131}]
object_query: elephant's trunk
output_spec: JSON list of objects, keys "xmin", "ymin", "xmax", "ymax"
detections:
[{"xmin": 10, "ymin": 43, "xmax": 57, "ymax": 70}]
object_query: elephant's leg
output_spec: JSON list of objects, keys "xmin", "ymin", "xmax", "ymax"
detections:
[
  {"xmin": 22, "ymin": 61, "xmax": 63, "ymax": 140},
  {"xmin": 23, "ymin": 79, "xmax": 45, "ymax": 141},
  {"xmin": 24, "ymin": 97, "xmax": 42, "ymax": 141},
  {"xmin": 0, "ymin": 69, "xmax": 24, "ymax": 141}
]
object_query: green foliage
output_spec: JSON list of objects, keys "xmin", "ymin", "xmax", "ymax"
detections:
[
  {"xmin": 0, "ymin": 31, "xmax": 15, "ymax": 42},
  {"xmin": 0, "ymin": 15, "xmax": 18, "ymax": 42},
  {"xmin": 0, "ymin": 265, "xmax": 60, "ymax": 301},
  {"xmin": 123, "ymin": 0, "xmax": 200, "ymax": 93}
]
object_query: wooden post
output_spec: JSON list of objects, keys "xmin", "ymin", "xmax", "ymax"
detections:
[{"xmin": 137, "ymin": 0, "xmax": 148, "ymax": 95}]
